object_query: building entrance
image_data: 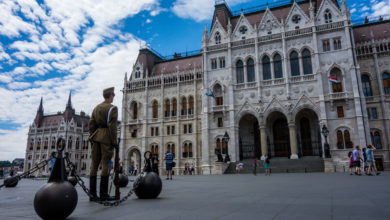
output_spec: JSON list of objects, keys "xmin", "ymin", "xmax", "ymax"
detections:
[{"xmin": 238, "ymin": 114, "xmax": 261, "ymax": 160}]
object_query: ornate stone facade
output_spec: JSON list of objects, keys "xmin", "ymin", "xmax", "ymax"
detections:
[{"xmin": 122, "ymin": 0, "xmax": 390, "ymax": 174}]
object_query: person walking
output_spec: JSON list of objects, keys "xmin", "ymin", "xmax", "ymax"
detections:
[
  {"xmin": 165, "ymin": 150, "xmax": 174, "ymax": 180},
  {"xmin": 348, "ymin": 151, "xmax": 353, "ymax": 175},
  {"xmin": 253, "ymin": 157, "xmax": 258, "ymax": 175},
  {"xmin": 49, "ymin": 152, "xmax": 56, "ymax": 173},
  {"xmin": 366, "ymin": 145, "xmax": 381, "ymax": 176},
  {"xmin": 362, "ymin": 148, "xmax": 368, "ymax": 175},
  {"xmin": 88, "ymin": 87, "xmax": 118, "ymax": 201},
  {"xmin": 264, "ymin": 156, "xmax": 270, "ymax": 176},
  {"xmin": 352, "ymin": 146, "xmax": 363, "ymax": 176},
  {"xmin": 151, "ymin": 154, "xmax": 159, "ymax": 175}
]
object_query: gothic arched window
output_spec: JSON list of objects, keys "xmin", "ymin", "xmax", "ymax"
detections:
[
  {"xmin": 51, "ymin": 138, "xmax": 55, "ymax": 149},
  {"xmin": 215, "ymin": 138, "xmax": 221, "ymax": 154},
  {"xmin": 215, "ymin": 32, "xmax": 221, "ymax": 44},
  {"xmin": 337, "ymin": 130, "xmax": 344, "ymax": 149},
  {"xmin": 382, "ymin": 72, "xmax": 390, "ymax": 95},
  {"xmin": 361, "ymin": 75, "xmax": 372, "ymax": 97},
  {"xmin": 151, "ymin": 144, "xmax": 159, "ymax": 157},
  {"xmin": 167, "ymin": 143, "xmax": 175, "ymax": 155},
  {"xmin": 213, "ymin": 84, "xmax": 223, "ymax": 106},
  {"xmin": 181, "ymin": 97, "xmax": 187, "ymax": 115},
  {"xmin": 44, "ymin": 138, "xmax": 48, "ymax": 150},
  {"xmin": 374, "ymin": 131, "xmax": 382, "ymax": 149},
  {"xmin": 324, "ymin": 9, "xmax": 332, "ymax": 23},
  {"xmin": 262, "ymin": 56, "xmax": 271, "ymax": 80},
  {"xmin": 183, "ymin": 143, "xmax": 189, "ymax": 158},
  {"xmin": 344, "ymin": 130, "xmax": 353, "ymax": 148},
  {"xmin": 172, "ymin": 98, "xmax": 177, "ymax": 116},
  {"xmin": 152, "ymin": 100, "xmax": 158, "ymax": 119},
  {"xmin": 330, "ymin": 68, "xmax": 343, "ymax": 93},
  {"xmin": 302, "ymin": 49, "xmax": 313, "ymax": 75},
  {"xmin": 165, "ymin": 99, "xmax": 170, "ymax": 117},
  {"xmin": 188, "ymin": 96, "xmax": 194, "ymax": 115},
  {"xmin": 247, "ymin": 58, "xmax": 255, "ymax": 82},
  {"xmin": 290, "ymin": 51, "xmax": 300, "ymax": 76},
  {"xmin": 236, "ymin": 60, "xmax": 244, "ymax": 84},
  {"xmin": 273, "ymin": 54, "xmax": 283, "ymax": 79},
  {"xmin": 76, "ymin": 138, "xmax": 80, "ymax": 150},
  {"xmin": 132, "ymin": 102, "xmax": 138, "ymax": 119}
]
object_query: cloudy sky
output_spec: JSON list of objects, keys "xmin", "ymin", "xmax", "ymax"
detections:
[{"xmin": 0, "ymin": 0, "xmax": 388, "ymax": 161}]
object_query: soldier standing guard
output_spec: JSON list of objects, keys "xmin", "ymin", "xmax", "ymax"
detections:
[{"xmin": 88, "ymin": 87, "xmax": 118, "ymax": 201}]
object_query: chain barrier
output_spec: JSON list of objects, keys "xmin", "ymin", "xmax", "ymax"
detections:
[
  {"xmin": 64, "ymin": 153, "xmax": 134, "ymax": 207},
  {"xmin": 0, "ymin": 158, "xmax": 51, "ymax": 189}
]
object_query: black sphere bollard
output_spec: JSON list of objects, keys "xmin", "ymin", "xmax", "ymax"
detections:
[
  {"xmin": 117, "ymin": 174, "xmax": 129, "ymax": 188},
  {"xmin": 133, "ymin": 172, "xmax": 162, "ymax": 199},
  {"xmin": 4, "ymin": 176, "xmax": 18, "ymax": 187},
  {"xmin": 68, "ymin": 176, "xmax": 77, "ymax": 187},
  {"xmin": 34, "ymin": 181, "xmax": 77, "ymax": 220}
]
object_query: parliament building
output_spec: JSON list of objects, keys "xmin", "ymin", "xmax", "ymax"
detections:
[{"xmin": 121, "ymin": 0, "xmax": 390, "ymax": 174}]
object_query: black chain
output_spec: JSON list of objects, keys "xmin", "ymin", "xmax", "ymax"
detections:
[{"xmin": 64, "ymin": 155, "xmax": 134, "ymax": 206}]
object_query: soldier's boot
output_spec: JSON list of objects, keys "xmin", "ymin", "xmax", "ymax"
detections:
[
  {"xmin": 100, "ymin": 176, "xmax": 115, "ymax": 201},
  {"xmin": 89, "ymin": 176, "xmax": 99, "ymax": 202}
]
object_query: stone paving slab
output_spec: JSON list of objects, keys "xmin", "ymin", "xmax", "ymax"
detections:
[{"xmin": 0, "ymin": 172, "xmax": 389, "ymax": 220}]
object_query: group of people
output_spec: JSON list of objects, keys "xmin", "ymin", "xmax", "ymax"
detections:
[
  {"xmin": 235, "ymin": 156, "xmax": 271, "ymax": 175},
  {"xmin": 184, "ymin": 163, "xmax": 195, "ymax": 175},
  {"xmin": 348, "ymin": 145, "xmax": 381, "ymax": 176}
]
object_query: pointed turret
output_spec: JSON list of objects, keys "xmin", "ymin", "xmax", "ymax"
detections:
[
  {"xmin": 34, "ymin": 97, "xmax": 44, "ymax": 127},
  {"xmin": 64, "ymin": 91, "xmax": 73, "ymax": 122}
]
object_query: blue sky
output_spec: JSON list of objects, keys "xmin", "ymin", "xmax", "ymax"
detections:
[{"xmin": 0, "ymin": 0, "xmax": 388, "ymax": 161}]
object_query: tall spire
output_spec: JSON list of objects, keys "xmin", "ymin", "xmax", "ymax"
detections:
[
  {"xmin": 66, "ymin": 91, "xmax": 72, "ymax": 110},
  {"xmin": 34, "ymin": 97, "xmax": 44, "ymax": 127},
  {"xmin": 37, "ymin": 97, "xmax": 43, "ymax": 114}
]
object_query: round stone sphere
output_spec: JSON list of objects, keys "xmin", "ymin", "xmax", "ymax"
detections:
[
  {"xmin": 4, "ymin": 176, "xmax": 18, "ymax": 187},
  {"xmin": 117, "ymin": 174, "xmax": 129, "ymax": 188},
  {"xmin": 34, "ymin": 181, "xmax": 78, "ymax": 220},
  {"xmin": 67, "ymin": 176, "xmax": 77, "ymax": 187},
  {"xmin": 133, "ymin": 172, "xmax": 162, "ymax": 199}
]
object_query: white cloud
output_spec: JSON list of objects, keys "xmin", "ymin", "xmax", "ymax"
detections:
[
  {"xmin": 350, "ymin": 8, "xmax": 357, "ymax": 14},
  {"xmin": 171, "ymin": 0, "xmax": 250, "ymax": 22},
  {"xmin": 371, "ymin": 0, "xmax": 390, "ymax": 17},
  {"xmin": 8, "ymin": 81, "xmax": 32, "ymax": 89},
  {"xmin": 146, "ymin": 18, "xmax": 152, "ymax": 23},
  {"xmin": 361, "ymin": 6, "xmax": 370, "ymax": 12}
]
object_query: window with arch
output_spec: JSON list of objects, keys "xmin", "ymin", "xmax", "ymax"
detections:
[
  {"xmin": 151, "ymin": 144, "xmax": 159, "ymax": 157},
  {"xmin": 330, "ymin": 68, "xmax": 343, "ymax": 93},
  {"xmin": 290, "ymin": 51, "xmax": 300, "ymax": 76},
  {"xmin": 76, "ymin": 138, "xmax": 80, "ymax": 150},
  {"xmin": 262, "ymin": 56, "xmax": 271, "ymax": 80},
  {"xmin": 361, "ymin": 75, "xmax": 372, "ymax": 97},
  {"xmin": 215, "ymin": 138, "xmax": 221, "ymax": 154},
  {"xmin": 44, "ymin": 138, "xmax": 48, "ymax": 149},
  {"xmin": 337, "ymin": 130, "xmax": 344, "ymax": 149},
  {"xmin": 273, "ymin": 54, "xmax": 283, "ymax": 78},
  {"xmin": 181, "ymin": 97, "xmax": 187, "ymax": 115},
  {"xmin": 213, "ymin": 84, "xmax": 223, "ymax": 106},
  {"xmin": 344, "ymin": 130, "xmax": 353, "ymax": 148},
  {"xmin": 222, "ymin": 139, "xmax": 227, "ymax": 154},
  {"xmin": 236, "ymin": 60, "xmax": 244, "ymax": 84},
  {"xmin": 135, "ymin": 67, "xmax": 141, "ymax": 78},
  {"xmin": 30, "ymin": 139, "xmax": 34, "ymax": 150},
  {"xmin": 371, "ymin": 131, "xmax": 382, "ymax": 149},
  {"xmin": 167, "ymin": 143, "xmax": 175, "ymax": 155},
  {"xmin": 37, "ymin": 138, "xmax": 41, "ymax": 150},
  {"xmin": 152, "ymin": 100, "xmax": 158, "ymax": 118},
  {"xmin": 67, "ymin": 137, "xmax": 72, "ymax": 150},
  {"xmin": 182, "ymin": 142, "xmax": 193, "ymax": 158},
  {"xmin": 172, "ymin": 98, "xmax": 177, "ymax": 116},
  {"xmin": 383, "ymin": 72, "xmax": 390, "ymax": 95},
  {"xmin": 51, "ymin": 138, "xmax": 55, "ymax": 149},
  {"xmin": 165, "ymin": 99, "xmax": 170, "ymax": 117},
  {"xmin": 215, "ymin": 32, "xmax": 221, "ymax": 44},
  {"xmin": 132, "ymin": 102, "xmax": 138, "ymax": 119},
  {"xmin": 324, "ymin": 9, "xmax": 332, "ymax": 23},
  {"xmin": 302, "ymin": 49, "xmax": 313, "ymax": 75},
  {"xmin": 247, "ymin": 58, "xmax": 255, "ymax": 82},
  {"xmin": 188, "ymin": 96, "xmax": 194, "ymax": 115}
]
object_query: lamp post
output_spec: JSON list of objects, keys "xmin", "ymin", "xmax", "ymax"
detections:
[
  {"xmin": 321, "ymin": 125, "xmax": 331, "ymax": 158},
  {"xmin": 222, "ymin": 131, "xmax": 230, "ymax": 162}
]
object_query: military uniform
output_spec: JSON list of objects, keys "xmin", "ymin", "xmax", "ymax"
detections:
[{"xmin": 88, "ymin": 87, "xmax": 118, "ymax": 201}]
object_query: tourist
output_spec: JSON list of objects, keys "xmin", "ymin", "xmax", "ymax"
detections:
[
  {"xmin": 190, "ymin": 163, "xmax": 194, "ymax": 175},
  {"xmin": 348, "ymin": 151, "xmax": 353, "ymax": 175},
  {"xmin": 128, "ymin": 164, "xmax": 133, "ymax": 175},
  {"xmin": 165, "ymin": 150, "xmax": 174, "ymax": 180},
  {"xmin": 362, "ymin": 148, "xmax": 368, "ymax": 174},
  {"xmin": 366, "ymin": 145, "xmax": 381, "ymax": 176},
  {"xmin": 133, "ymin": 166, "xmax": 138, "ymax": 176},
  {"xmin": 236, "ymin": 162, "xmax": 244, "ymax": 174},
  {"xmin": 49, "ymin": 152, "xmax": 56, "ymax": 172},
  {"xmin": 264, "ymin": 156, "xmax": 270, "ymax": 176},
  {"xmin": 253, "ymin": 157, "xmax": 258, "ymax": 175},
  {"xmin": 352, "ymin": 146, "xmax": 362, "ymax": 175}
]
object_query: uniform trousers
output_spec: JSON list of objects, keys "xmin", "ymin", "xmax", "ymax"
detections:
[{"xmin": 90, "ymin": 142, "xmax": 113, "ymax": 176}]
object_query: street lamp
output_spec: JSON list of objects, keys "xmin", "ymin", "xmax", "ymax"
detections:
[
  {"xmin": 222, "ymin": 131, "xmax": 230, "ymax": 162},
  {"xmin": 321, "ymin": 125, "xmax": 331, "ymax": 158}
]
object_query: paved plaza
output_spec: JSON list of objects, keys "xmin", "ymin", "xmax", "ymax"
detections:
[{"xmin": 1, "ymin": 172, "xmax": 389, "ymax": 220}]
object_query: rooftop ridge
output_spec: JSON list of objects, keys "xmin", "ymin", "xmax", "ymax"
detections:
[{"xmin": 230, "ymin": 0, "xmax": 307, "ymax": 17}]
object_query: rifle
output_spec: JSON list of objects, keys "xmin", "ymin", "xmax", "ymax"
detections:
[{"xmin": 114, "ymin": 138, "xmax": 121, "ymax": 200}]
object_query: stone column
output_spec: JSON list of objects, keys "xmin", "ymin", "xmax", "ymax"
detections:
[
  {"xmin": 260, "ymin": 125, "xmax": 267, "ymax": 160},
  {"xmin": 288, "ymin": 123, "xmax": 298, "ymax": 159}
]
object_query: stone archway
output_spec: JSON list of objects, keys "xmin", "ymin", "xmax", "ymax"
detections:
[
  {"xmin": 127, "ymin": 147, "xmax": 141, "ymax": 174},
  {"xmin": 295, "ymin": 108, "xmax": 322, "ymax": 157},
  {"xmin": 267, "ymin": 111, "xmax": 290, "ymax": 157},
  {"xmin": 238, "ymin": 114, "xmax": 261, "ymax": 160}
]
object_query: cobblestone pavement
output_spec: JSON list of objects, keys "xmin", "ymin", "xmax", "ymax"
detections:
[{"xmin": 1, "ymin": 172, "xmax": 389, "ymax": 220}]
